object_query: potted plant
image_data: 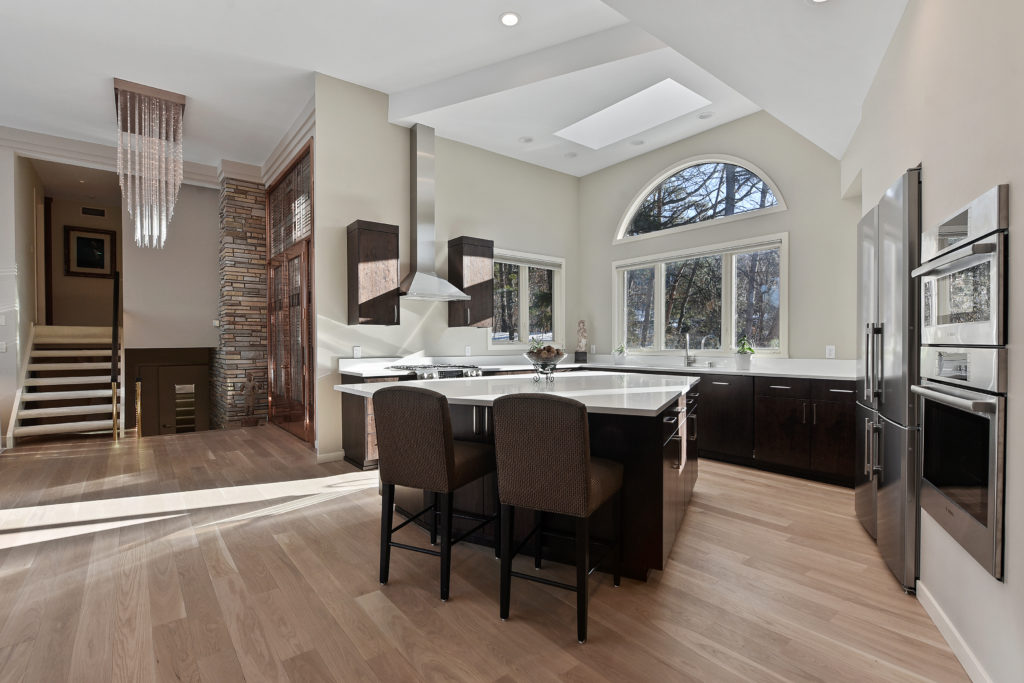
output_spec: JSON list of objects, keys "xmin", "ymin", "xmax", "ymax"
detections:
[
  {"xmin": 612, "ymin": 344, "xmax": 627, "ymax": 365},
  {"xmin": 735, "ymin": 335, "xmax": 754, "ymax": 371}
]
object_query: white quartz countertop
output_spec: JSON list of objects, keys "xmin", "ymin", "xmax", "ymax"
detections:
[
  {"xmin": 333, "ymin": 371, "xmax": 699, "ymax": 417},
  {"xmin": 337, "ymin": 356, "xmax": 855, "ymax": 381}
]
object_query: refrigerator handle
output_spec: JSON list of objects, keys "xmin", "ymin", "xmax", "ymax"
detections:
[
  {"xmin": 872, "ymin": 421, "xmax": 883, "ymax": 478},
  {"xmin": 863, "ymin": 325, "xmax": 873, "ymax": 402},
  {"xmin": 874, "ymin": 324, "xmax": 884, "ymax": 402},
  {"xmin": 863, "ymin": 417, "xmax": 873, "ymax": 476}
]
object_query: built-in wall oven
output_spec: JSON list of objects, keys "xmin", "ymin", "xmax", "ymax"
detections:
[{"xmin": 911, "ymin": 184, "xmax": 1008, "ymax": 581}]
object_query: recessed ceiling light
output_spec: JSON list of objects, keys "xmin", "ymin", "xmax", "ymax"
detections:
[
  {"xmin": 807, "ymin": 0, "xmax": 829, "ymax": 4},
  {"xmin": 79, "ymin": 179, "xmax": 86, "ymax": 183},
  {"xmin": 564, "ymin": 152, "xmax": 578, "ymax": 159},
  {"xmin": 518, "ymin": 136, "xmax": 533, "ymax": 144},
  {"xmin": 697, "ymin": 111, "xmax": 715, "ymax": 120},
  {"xmin": 630, "ymin": 140, "xmax": 645, "ymax": 146},
  {"xmin": 500, "ymin": 12, "xmax": 519, "ymax": 27}
]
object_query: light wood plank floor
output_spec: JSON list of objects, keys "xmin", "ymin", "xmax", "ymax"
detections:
[{"xmin": 0, "ymin": 427, "xmax": 967, "ymax": 682}]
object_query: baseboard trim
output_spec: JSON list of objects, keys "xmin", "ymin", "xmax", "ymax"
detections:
[
  {"xmin": 316, "ymin": 449, "xmax": 345, "ymax": 464},
  {"xmin": 917, "ymin": 581, "xmax": 991, "ymax": 683}
]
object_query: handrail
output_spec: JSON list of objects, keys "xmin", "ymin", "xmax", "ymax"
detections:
[
  {"xmin": 111, "ymin": 271, "xmax": 120, "ymax": 441},
  {"xmin": 3, "ymin": 324, "xmax": 35, "ymax": 451}
]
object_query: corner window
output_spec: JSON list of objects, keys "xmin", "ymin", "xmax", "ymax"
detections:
[
  {"xmin": 617, "ymin": 157, "xmax": 784, "ymax": 242},
  {"xmin": 490, "ymin": 251, "xmax": 564, "ymax": 348},
  {"xmin": 615, "ymin": 235, "xmax": 787, "ymax": 355}
]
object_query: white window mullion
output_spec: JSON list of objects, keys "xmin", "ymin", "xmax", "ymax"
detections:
[
  {"xmin": 518, "ymin": 265, "xmax": 529, "ymax": 342},
  {"xmin": 655, "ymin": 262, "xmax": 666, "ymax": 351},
  {"xmin": 722, "ymin": 252, "xmax": 735, "ymax": 352}
]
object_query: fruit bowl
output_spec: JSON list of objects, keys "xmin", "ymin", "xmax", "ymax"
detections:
[{"xmin": 523, "ymin": 348, "xmax": 566, "ymax": 382}]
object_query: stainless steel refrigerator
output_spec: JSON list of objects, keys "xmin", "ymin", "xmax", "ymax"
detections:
[{"xmin": 855, "ymin": 167, "xmax": 921, "ymax": 593}]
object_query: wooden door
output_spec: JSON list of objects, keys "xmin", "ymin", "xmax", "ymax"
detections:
[
  {"xmin": 754, "ymin": 397, "xmax": 811, "ymax": 469},
  {"xmin": 269, "ymin": 239, "xmax": 314, "ymax": 442}
]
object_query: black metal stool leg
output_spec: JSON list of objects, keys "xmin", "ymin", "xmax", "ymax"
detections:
[
  {"xmin": 430, "ymin": 491, "xmax": 439, "ymax": 546},
  {"xmin": 380, "ymin": 483, "xmax": 395, "ymax": 585},
  {"xmin": 576, "ymin": 515, "xmax": 589, "ymax": 643},
  {"xmin": 439, "ymin": 492, "xmax": 454, "ymax": 601},
  {"xmin": 500, "ymin": 504, "xmax": 514, "ymax": 621},
  {"xmin": 534, "ymin": 510, "xmax": 544, "ymax": 569}
]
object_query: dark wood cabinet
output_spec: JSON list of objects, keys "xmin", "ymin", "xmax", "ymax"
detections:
[
  {"xmin": 754, "ymin": 396, "xmax": 811, "ymax": 469},
  {"xmin": 447, "ymin": 236, "xmax": 493, "ymax": 327},
  {"xmin": 347, "ymin": 220, "xmax": 400, "ymax": 325},
  {"xmin": 693, "ymin": 374, "xmax": 753, "ymax": 461},
  {"xmin": 340, "ymin": 374, "xmax": 401, "ymax": 469}
]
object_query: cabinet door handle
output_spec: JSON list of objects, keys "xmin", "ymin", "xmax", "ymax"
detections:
[
  {"xmin": 829, "ymin": 388, "xmax": 854, "ymax": 394},
  {"xmin": 802, "ymin": 402, "xmax": 807, "ymax": 424},
  {"xmin": 687, "ymin": 413, "xmax": 697, "ymax": 441},
  {"xmin": 663, "ymin": 416, "xmax": 678, "ymax": 424},
  {"xmin": 394, "ymin": 305, "xmax": 398, "ymax": 323},
  {"xmin": 812, "ymin": 403, "xmax": 817, "ymax": 425},
  {"xmin": 712, "ymin": 381, "xmax": 729, "ymax": 386},
  {"xmin": 769, "ymin": 385, "xmax": 791, "ymax": 390}
]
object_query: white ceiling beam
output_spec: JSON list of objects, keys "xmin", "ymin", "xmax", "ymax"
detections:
[{"xmin": 388, "ymin": 24, "xmax": 665, "ymax": 124}]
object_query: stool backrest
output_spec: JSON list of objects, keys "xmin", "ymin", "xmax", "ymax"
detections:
[
  {"xmin": 491, "ymin": 393, "xmax": 591, "ymax": 517},
  {"xmin": 373, "ymin": 386, "xmax": 455, "ymax": 491}
]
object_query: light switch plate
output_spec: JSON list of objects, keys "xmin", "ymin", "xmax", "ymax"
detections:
[
  {"xmin": 591, "ymin": 344, "xmax": 596, "ymax": 354},
  {"xmin": 0, "ymin": 342, "xmax": 6, "ymax": 353},
  {"xmin": 825, "ymin": 344, "xmax": 836, "ymax": 359},
  {"xmin": 0, "ymin": 314, "xmax": 6, "ymax": 326},
  {"xmin": 212, "ymin": 319, "xmax": 220, "ymax": 327},
  {"xmin": 353, "ymin": 345, "xmax": 362, "ymax": 359},
  {"xmin": 464, "ymin": 345, "xmax": 472, "ymax": 357}
]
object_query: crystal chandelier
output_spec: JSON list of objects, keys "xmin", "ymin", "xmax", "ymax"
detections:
[{"xmin": 114, "ymin": 79, "xmax": 185, "ymax": 248}]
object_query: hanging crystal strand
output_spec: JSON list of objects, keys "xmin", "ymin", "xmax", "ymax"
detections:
[
  {"xmin": 160, "ymin": 97, "xmax": 167, "ymax": 246},
  {"xmin": 135, "ymin": 92, "xmax": 143, "ymax": 246}
]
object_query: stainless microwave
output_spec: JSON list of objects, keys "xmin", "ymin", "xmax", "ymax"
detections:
[{"xmin": 914, "ymin": 231, "xmax": 1006, "ymax": 346}]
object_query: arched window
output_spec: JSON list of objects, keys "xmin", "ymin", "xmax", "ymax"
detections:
[{"xmin": 618, "ymin": 157, "xmax": 784, "ymax": 241}]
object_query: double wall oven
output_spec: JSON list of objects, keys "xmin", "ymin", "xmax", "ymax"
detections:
[{"xmin": 911, "ymin": 184, "xmax": 1008, "ymax": 580}]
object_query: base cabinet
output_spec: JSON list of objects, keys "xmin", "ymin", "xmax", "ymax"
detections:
[{"xmin": 692, "ymin": 374, "xmax": 753, "ymax": 461}]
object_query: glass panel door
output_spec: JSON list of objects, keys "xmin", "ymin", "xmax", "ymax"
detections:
[{"xmin": 268, "ymin": 239, "xmax": 313, "ymax": 442}]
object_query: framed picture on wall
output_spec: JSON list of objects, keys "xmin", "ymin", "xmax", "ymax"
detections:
[{"xmin": 64, "ymin": 226, "xmax": 116, "ymax": 278}]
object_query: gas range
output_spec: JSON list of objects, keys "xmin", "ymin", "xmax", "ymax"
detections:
[{"xmin": 386, "ymin": 363, "xmax": 483, "ymax": 380}]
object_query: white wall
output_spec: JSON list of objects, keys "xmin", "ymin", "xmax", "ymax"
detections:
[
  {"xmin": 312, "ymin": 73, "xmax": 580, "ymax": 458},
  {"xmin": 122, "ymin": 184, "xmax": 220, "ymax": 349},
  {"xmin": 842, "ymin": 1, "xmax": 1024, "ymax": 680},
  {"xmin": 49, "ymin": 198, "xmax": 121, "ymax": 326},
  {"xmin": 578, "ymin": 111, "xmax": 861, "ymax": 359}
]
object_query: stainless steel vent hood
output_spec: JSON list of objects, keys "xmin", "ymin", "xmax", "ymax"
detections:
[{"xmin": 399, "ymin": 124, "xmax": 470, "ymax": 301}]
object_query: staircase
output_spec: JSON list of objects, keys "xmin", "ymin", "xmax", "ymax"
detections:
[{"xmin": 5, "ymin": 325, "xmax": 122, "ymax": 447}]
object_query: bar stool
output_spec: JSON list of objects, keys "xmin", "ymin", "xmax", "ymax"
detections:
[
  {"xmin": 374, "ymin": 386, "xmax": 499, "ymax": 601},
  {"xmin": 491, "ymin": 393, "xmax": 623, "ymax": 643}
]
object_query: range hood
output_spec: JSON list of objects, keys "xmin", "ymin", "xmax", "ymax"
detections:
[{"xmin": 399, "ymin": 124, "xmax": 470, "ymax": 301}]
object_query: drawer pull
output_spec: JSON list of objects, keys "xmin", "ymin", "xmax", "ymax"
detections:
[
  {"xmin": 829, "ymin": 388, "xmax": 854, "ymax": 394},
  {"xmin": 663, "ymin": 416, "xmax": 678, "ymax": 424},
  {"xmin": 712, "ymin": 381, "xmax": 729, "ymax": 386},
  {"xmin": 769, "ymin": 385, "xmax": 791, "ymax": 390}
]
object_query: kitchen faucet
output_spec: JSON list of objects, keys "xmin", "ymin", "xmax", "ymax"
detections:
[{"xmin": 684, "ymin": 333, "xmax": 696, "ymax": 366}]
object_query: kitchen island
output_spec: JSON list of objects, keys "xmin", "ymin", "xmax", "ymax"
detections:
[{"xmin": 335, "ymin": 371, "xmax": 699, "ymax": 580}]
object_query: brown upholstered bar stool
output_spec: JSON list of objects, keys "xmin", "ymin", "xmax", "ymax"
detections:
[
  {"xmin": 491, "ymin": 393, "xmax": 623, "ymax": 643},
  {"xmin": 374, "ymin": 386, "xmax": 499, "ymax": 601}
]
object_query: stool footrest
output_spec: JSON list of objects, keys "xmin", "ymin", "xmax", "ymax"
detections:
[
  {"xmin": 451, "ymin": 514, "xmax": 498, "ymax": 545},
  {"xmin": 391, "ymin": 503, "xmax": 435, "ymax": 534},
  {"xmin": 509, "ymin": 569, "xmax": 577, "ymax": 592},
  {"xmin": 390, "ymin": 541, "xmax": 441, "ymax": 557}
]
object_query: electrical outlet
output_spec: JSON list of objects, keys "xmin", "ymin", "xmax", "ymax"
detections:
[
  {"xmin": 825, "ymin": 344, "xmax": 836, "ymax": 359},
  {"xmin": 212, "ymin": 319, "xmax": 220, "ymax": 327},
  {"xmin": 591, "ymin": 344, "xmax": 596, "ymax": 354},
  {"xmin": 353, "ymin": 345, "xmax": 362, "ymax": 359},
  {"xmin": 0, "ymin": 314, "xmax": 6, "ymax": 326},
  {"xmin": 464, "ymin": 345, "xmax": 472, "ymax": 357},
  {"xmin": 0, "ymin": 342, "xmax": 6, "ymax": 353}
]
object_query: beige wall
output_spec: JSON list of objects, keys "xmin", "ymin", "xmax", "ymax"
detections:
[
  {"xmin": 122, "ymin": 184, "xmax": 220, "ymax": 349},
  {"xmin": 578, "ymin": 111, "xmax": 861, "ymax": 359},
  {"xmin": 312, "ymin": 73, "xmax": 580, "ymax": 458},
  {"xmin": 14, "ymin": 157, "xmax": 41, "ymax": 370},
  {"xmin": 49, "ymin": 198, "xmax": 122, "ymax": 326},
  {"xmin": 842, "ymin": 1, "xmax": 1024, "ymax": 680}
]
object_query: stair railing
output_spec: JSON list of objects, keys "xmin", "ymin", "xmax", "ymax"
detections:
[
  {"xmin": 111, "ymin": 271, "xmax": 120, "ymax": 442},
  {"xmin": 3, "ymin": 324, "xmax": 35, "ymax": 451}
]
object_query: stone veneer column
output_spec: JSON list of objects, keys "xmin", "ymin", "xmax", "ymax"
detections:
[{"xmin": 212, "ymin": 177, "xmax": 268, "ymax": 428}]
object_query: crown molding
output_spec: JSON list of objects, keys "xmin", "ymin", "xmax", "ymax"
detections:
[
  {"xmin": 218, "ymin": 159, "xmax": 263, "ymax": 185},
  {"xmin": 0, "ymin": 125, "xmax": 219, "ymax": 188},
  {"xmin": 262, "ymin": 96, "xmax": 314, "ymax": 185}
]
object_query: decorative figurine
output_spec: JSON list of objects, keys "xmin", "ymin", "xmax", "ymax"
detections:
[
  {"xmin": 242, "ymin": 373, "xmax": 259, "ymax": 416},
  {"xmin": 575, "ymin": 319, "xmax": 589, "ymax": 363}
]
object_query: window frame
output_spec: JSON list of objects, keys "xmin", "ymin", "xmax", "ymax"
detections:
[
  {"xmin": 487, "ymin": 249, "xmax": 566, "ymax": 351},
  {"xmin": 612, "ymin": 233, "xmax": 789, "ymax": 357},
  {"xmin": 613, "ymin": 154, "xmax": 787, "ymax": 245}
]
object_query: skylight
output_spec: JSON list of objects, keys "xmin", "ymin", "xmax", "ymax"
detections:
[{"xmin": 554, "ymin": 79, "xmax": 711, "ymax": 150}]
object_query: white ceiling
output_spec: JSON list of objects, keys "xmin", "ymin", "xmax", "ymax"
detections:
[{"xmin": 0, "ymin": 0, "xmax": 908, "ymax": 175}]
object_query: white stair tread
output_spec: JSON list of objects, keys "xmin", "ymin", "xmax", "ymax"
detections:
[
  {"xmin": 25, "ymin": 375, "xmax": 111, "ymax": 386},
  {"xmin": 29, "ymin": 362, "xmax": 112, "ymax": 371},
  {"xmin": 18, "ymin": 404, "xmax": 113, "ymax": 419},
  {"xmin": 32, "ymin": 349, "xmax": 113, "ymax": 357},
  {"xmin": 22, "ymin": 389, "xmax": 122, "ymax": 402},
  {"xmin": 14, "ymin": 420, "xmax": 114, "ymax": 437}
]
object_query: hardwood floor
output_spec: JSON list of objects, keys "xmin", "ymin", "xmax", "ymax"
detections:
[{"xmin": 0, "ymin": 427, "xmax": 966, "ymax": 682}]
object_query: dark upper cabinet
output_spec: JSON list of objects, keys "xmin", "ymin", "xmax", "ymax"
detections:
[
  {"xmin": 347, "ymin": 220, "xmax": 400, "ymax": 325},
  {"xmin": 694, "ymin": 374, "xmax": 753, "ymax": 461},
  {"xmin": 447, "ymin": 236, "xmax": 494, "ymax": 327}
]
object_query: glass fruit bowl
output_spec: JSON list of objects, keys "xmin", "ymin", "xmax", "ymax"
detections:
[{"xmin": 523, "ymin": 349, "xmax": 566, "ymax": 382}]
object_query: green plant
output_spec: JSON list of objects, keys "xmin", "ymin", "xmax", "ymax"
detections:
[
  {"xmin": 613, "ymin": 344, "xmax": 626, "ymax": 355},
  {"xmin": 736, "ymin": 335, "xmax": 755, "ymax": 355},
  {"xmin": 528, "ymin": 337, "xmax": 545, "ymax": 353}
]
